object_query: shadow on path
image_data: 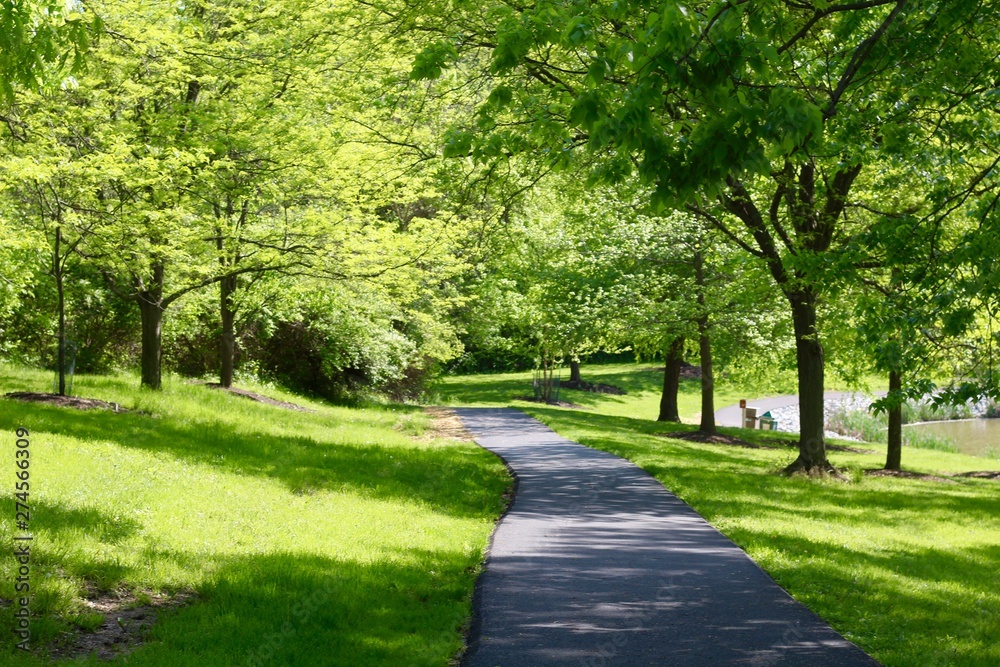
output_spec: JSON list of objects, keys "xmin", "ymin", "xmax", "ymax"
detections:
[{"xmin": 456, "ymin": 407, "xmax": 880, "ymax": 667}]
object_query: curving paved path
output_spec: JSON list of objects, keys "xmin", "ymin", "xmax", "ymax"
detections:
[{"xmin": 455, "ymin": 407, "xmax": 879, "ymax": 667}]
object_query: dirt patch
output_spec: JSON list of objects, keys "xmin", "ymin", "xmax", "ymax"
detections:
[
  {"xmin": 423, "ymin": 407, "xmax": 475, "ymax": 441},
  {"xmin": 513, "ymin": 396, "xmax": 584, "ymax": 409},
  {"xmin": 561, "ymin": 380, "xmax": 627, "ymax": 395},
  {"xmin": 954, "ymin": 470, "xmax": 1000, "ymax": 480},
  {"xmin": 864, "ymin": 469, "xmax": 956, "ymax": 483},
  {"xmin": 204, "ymin": 383, "xmax": 313, "ymax": 412},
  {"xmin": 4, "ymin": 392, "xmax": 131, "ymax": 413},
  {"xmin": 48, "ymin": 589, "xmax": 196, "ymax": 661},
  {"xmin": 657, "ymin": 431, "xmax": 766, "ymax": 448}
]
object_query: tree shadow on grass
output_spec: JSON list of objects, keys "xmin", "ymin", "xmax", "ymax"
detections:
[
  {"xmin": 538, "ymin": 407, "xmax": 1000, "ymax": 519},
  {"xmin": 2, "ymin": 547, "xmax": 479, "ymax": 666},
  {"xmin": 518, "ymin": 406, "xmax": 1000, "ymax": 667},
  {"xmin": 0, "ymin": 397, "xmax": 508, "ymax": 521},
  {"xmin": 737, "ymin": 533, "xmax": 1000, "ymax": 666},
  {"xmin": 0, "ymin": 498, "xmax": 150, "ymax": 649},
  {"xmin": 129, "ymin": 549, "xmax": 474, "ymax": 667}
]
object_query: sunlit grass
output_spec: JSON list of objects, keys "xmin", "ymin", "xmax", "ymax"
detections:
[
  {"xmin": 440, "ymin": 365, "xmax": 999, "ymax": 667},
  {"xmin": 434, "ymin": 362, "xmax": 879, "ymax": 423},
  {"xmin": 0, "ymin": 364, "xmax": 511, "ymax": 665}
]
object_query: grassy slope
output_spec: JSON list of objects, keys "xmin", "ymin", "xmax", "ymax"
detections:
[
  {"xmin": 0, "ymin": 366, "xmax": 510, "ymax": 666},
  {"xmin": 437, "ymin": 364, "xmax": 1000, "ymax": 667}
]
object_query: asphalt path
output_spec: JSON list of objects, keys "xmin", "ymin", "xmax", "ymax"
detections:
[{"xmin": 455, "ymin": 407, "xmax": 879, "ymax": 667}]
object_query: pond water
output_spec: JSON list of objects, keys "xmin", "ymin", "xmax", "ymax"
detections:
[{"xmin": 904, "ymin": 419, "xmax": 1000, "ymax": 458}]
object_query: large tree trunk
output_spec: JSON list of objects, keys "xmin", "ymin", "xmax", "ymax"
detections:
[
  {"xmin": 785, "ymin": 290, "xmax": 831, "ymax": 473},
  {"xmin": 138, "ymin": 264, "xmax": 165, "ymax": 390},
  {"xmin": 695, "ymin": 250, "xmax": 716, "ymax": 433},
  {"xmin": 569, "ymin": 359, "xmax": 582, "ymax": 384},
  {"xmin": 54, "ymin": 226, "xmax": 66, "ymax": 396},
  {"xmin": 220, "ymin": 274, "xmax": 238, "ymax": 388},
  {"xmin": 885, "ymin": 369, "xmax": 903, "ymax": 470},
  {"xmin": 659, "ymin": 337, "xmax": 684, "ymax": 422}
]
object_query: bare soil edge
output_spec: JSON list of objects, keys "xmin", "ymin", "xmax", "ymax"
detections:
[
  {"xmin": 560, "ymin": 380, "xmax": 627, "ymax": 395},
  {"xmin": 4, "ymin": 392, "xmax": 131, "ymax": 412},
  {"xmin": 45, "ymin": 589, "xmax": 197, "ymax": 661},
  {"xmin": 422, "ymin": 406, "xmax": 476, "ymax": 441},
  {"xmin": 427, "ymin": 408, "xmax": 517, "ymax": 667},
  {"xmin": 512, "ymin": 395, "xmax": 584, "ymax": 409},
  {"xmin": 863, "ymin": 469, "xmax": 957, "ymax": 484},
  {"xmin": 204, "ymin": 383, "xmax": 314, "ymax": 412}
]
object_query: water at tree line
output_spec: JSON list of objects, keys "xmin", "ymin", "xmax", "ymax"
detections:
[{"xmin": 904, "ymin": 419, "xmax": 1000, "ymax": 458}]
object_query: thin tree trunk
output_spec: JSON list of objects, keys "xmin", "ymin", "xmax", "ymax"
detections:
[
  {"xmin": 138, "ymin": 263, "xmax": 165, "ymax": 390},
  {"xmin": 695, "ymin": 250, "xmax": 716, "ymax": 433},
  {"xmin": 785, "ymin": 290, "xmax": 830, "ymax": 473},
  {"xmin": 54, "ymin": 226, "xmax": 66, "ymax": 396},
  {"xmin": 885, "ymin": 369, "xmax": 903, "ymax": 470},
  {"xmin": 220, "ymin": 274, "xmax": 237, "ymax": 388},
  {"xmin": 698, "ymin": 325, "xmax": 715, "ymax": 433},
  {"xmin": 659, "ymin": 337, "xmax": 684, "ymax": 422},
  {"xmin": 569, "ymin": 359, "xmax": 582, "ymax": 384}
]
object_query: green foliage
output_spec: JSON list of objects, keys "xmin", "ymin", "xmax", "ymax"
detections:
[{"xmin": 0, "ymin": 0, "xmax": 99, "ymax": 101}]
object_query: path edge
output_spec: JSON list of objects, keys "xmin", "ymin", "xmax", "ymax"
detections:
[{"xmin": 450, "ymin": 407, "xmax": 522, "ymax": 667}]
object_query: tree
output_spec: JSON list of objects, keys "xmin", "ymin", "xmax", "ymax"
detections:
[
  {"xmin": 0, "ymin": 0, "xmax": 98, "ymax": 101},
  {"xmin": 409, "ymin": 0, "xmax": 1000, "ymax": 472},
  {"xmin": 59, "ymin": 0, "xmax": 353, "ymax": 388}
]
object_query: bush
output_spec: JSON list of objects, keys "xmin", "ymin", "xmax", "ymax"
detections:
[{"xmin": 826, "ymin": 408, "xmax": 887, "ymax": 443}]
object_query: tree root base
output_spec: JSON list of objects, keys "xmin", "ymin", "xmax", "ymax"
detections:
[{"xmin": 782, "ymin": 456, "xmax": 847, "ymax": 480}]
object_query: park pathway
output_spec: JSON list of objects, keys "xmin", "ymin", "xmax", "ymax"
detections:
[{"xmin": 454, "ymin": 407, "xmax": 879, "ymax": 667}]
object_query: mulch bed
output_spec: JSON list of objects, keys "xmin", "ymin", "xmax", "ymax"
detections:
[
  {"xmin": 656, "ymin": 431, "xmax": 765, "ymax": 448},
  {"xmin": 561, "ymin": 380, "xmax": 627, "ymax": 395},
  {"xmin": 513, "ymin": 396, "xmax": 584, "ymax": 409},
  {"xmin": 4, "ymin": 392, "xmax": 130, "ymax": 413},
  {"xmin": 204, "ymin": 383, "xmax": 313, "ymax": 412},
  {"xmin": 646, "ymin": 363, "xmax": 702, "ymax": 379},
  {"xmin": 954, "ymin": 471, "xmax": 1000, "ymax": 480},
  {"xmin": 827, "ymin": 443, "xmax": 879, "ymax": 454},
  {"xmin": 864, "ymin": 469, "xmax": 956, "ymax": 483},
  {"xmin": 753, "ymin": 435, "xmax": 877, "ymax": 455}
]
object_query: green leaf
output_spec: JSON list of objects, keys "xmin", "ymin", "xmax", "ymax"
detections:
[{"xmin": 410, "ymin": 40, "xmax": 457, "ymax": 80}]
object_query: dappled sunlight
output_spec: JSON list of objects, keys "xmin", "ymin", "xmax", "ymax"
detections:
[
  {"xmin": 457, "ymin": 408, "xmax": 876, "ymax": 666},
  {"xmin": 519, "ymin": 406, "xmax": 1000, "ymax": 667},
  {"xmin": 0, "ymin": 367, "xmax": 510, "ymax": 664}
]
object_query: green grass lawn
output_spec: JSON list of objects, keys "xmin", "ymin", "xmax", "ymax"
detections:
[
  {"xmin": 433, "ymin": 361, "xmax": 879, "ymax": 422},
  {"xmin": 433, "ymin": 362, "xmax": 752, "ymax": 421},
  {"xmin": 0, "ymin": 365, "xmax": 511, "ymax": 666},
  {"xmin": 439, "ymin": 364, "xmax": 1000, "ymax": 667}
]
